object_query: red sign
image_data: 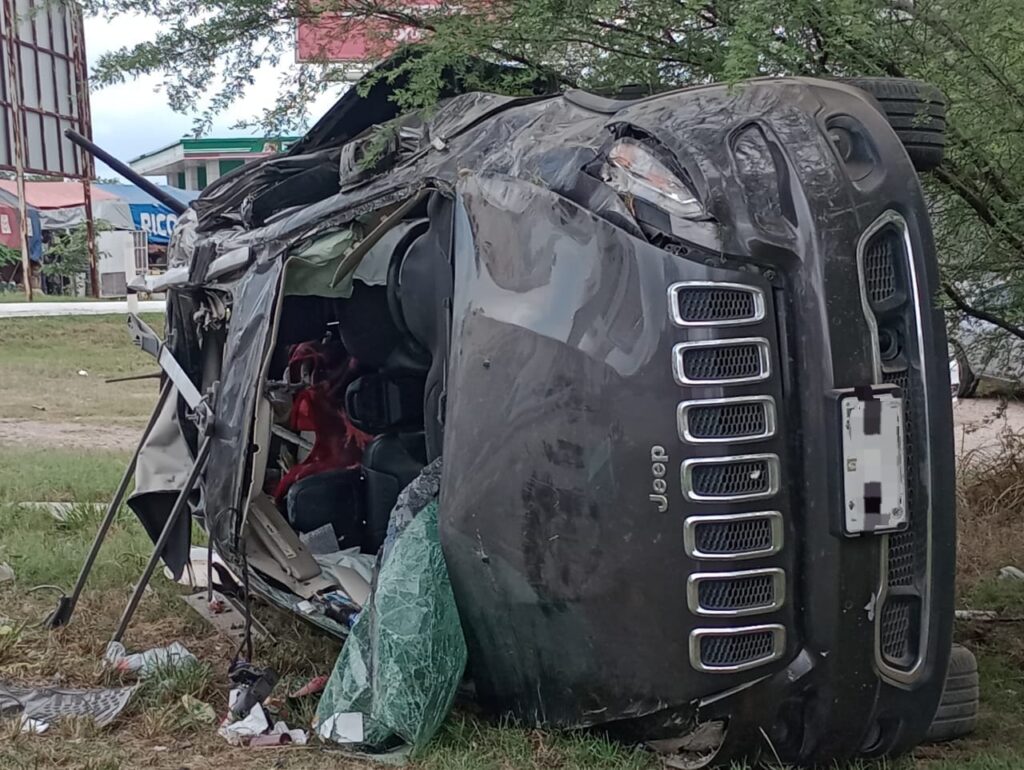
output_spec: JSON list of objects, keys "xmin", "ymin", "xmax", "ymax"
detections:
[{"xmin": 296, "ymin": 3, "xmax": 437, "ymax": 63}]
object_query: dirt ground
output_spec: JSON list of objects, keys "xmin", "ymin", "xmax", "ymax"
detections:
[
  {"xmin": 0, "ymin": 418, "xmax": 144, "ymax": 451},
  {"xmin": 952, "ymin": 398, "xmax": 1024, "ymax": 456}
]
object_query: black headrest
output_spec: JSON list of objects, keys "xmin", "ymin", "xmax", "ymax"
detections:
[
  {"xmin": 345, "ymin": 373, "xmax": 425, "ymax": 435},
  {"xmin": 334, "ymin": 283, "xmax": 403, "ymax": 368}
]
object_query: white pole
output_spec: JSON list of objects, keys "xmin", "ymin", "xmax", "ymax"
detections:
[{"xmin": 124, "ymin": 235, "xmax": 138, "ymax": 313}]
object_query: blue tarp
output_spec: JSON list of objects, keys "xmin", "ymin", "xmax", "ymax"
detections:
[{"xmin": 95, "ymin": 184, "xmax": 200, "ymax": 246}]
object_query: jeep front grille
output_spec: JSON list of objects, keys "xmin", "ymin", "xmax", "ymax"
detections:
[
  {"xmin": 882, "ymin": 369, "xmax": 920, "ymax": 588},
  {"xmin": 683, "ymin": 512, "xmax": 783, "ymax": 560},
  {"xmin": 668, "ymin": 282, "xmax": 765, "ymax": 326},
  {"xmin": 858, "ymin": 211, "xmax": 931, "ymax": 683},
  {"xmin": 864, "ymin": 226, "xmax": 900, "ymax": 307},
  {"xmin": 688, "ymin": 569, "xmax": 785, "ymax": 616},
  {"xmin": 690, "ymin": 625, "xmax": 785, "ymax": 673},
  {"xmin": 682, "ymin": 454, "xmax": 779, "ymax": 502},
  {"xmin": 880, "ymin": 596, "xmax": 916, "ymax": 665},
  {"xmin": 678, "ymin": 396, "xmax": 776, "ymax": 444},
  {"xmin": 673, "ymin": 338, "xmax": 770, "ymax": 385}
]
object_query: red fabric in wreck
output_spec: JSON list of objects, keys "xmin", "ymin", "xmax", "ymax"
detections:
[{"xmin": 273, "ymin": 342, "xmax": 372, "ymax": 502}]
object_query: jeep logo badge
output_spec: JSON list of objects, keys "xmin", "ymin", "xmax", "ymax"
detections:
[{"xmin": 650, "ymin": 445, "xmax": 669, "ymax": 512}]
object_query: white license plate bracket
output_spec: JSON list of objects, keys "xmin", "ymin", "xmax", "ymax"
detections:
[{"xmin": 839, "ymin": 387, "xmax": 908, "ymax": 535}]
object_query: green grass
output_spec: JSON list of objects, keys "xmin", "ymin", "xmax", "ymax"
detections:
[
  {"xmin": 0, "ymin": 447, "xmax": 131, "ymax": 502},
  {"xmin": 0, "ymin": 500, "xmax": 150, "ymax": 589},
  {"xmin": 0, "ymin": 314, "xmax": 163, "ymax": 422},
  {"xmin": 0, "ymin": 292, "xmax": 103, "ymax": 303}
]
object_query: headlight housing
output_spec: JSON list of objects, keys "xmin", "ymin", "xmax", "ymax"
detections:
[{"xmin": 601, "ymin": 139, "xmax": 705, "ymax": 221}]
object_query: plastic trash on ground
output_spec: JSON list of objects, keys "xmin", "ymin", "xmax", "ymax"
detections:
[
  {"xmin": 20, "ymin": 716, "xmax": 49, "ymax": 734},
  {"xmin": 218, "ymin": 687, "xmax": 270, "ymax": 746},
  {"xmin": 315, "ymin": 497, "xmax": 466, "ymax": 752},
  {"xmin": 0, "ymin": 681, "xmax": 138, "ymax": 727},
  {"xmin": 104, "ymin": 640, "xmax": 197, "ymax": 675}
]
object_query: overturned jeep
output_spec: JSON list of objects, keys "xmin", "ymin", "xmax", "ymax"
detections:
[{"xmin": 118, "ymin": 65, "xmax": 970, "ymax": 765}]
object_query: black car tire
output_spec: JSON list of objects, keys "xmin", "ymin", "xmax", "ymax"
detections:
[
  {"xmin": 843, "ymin": 77, "xmax": 947, "ymax": 172},
  {"xmin": 926, "ymin": 644, "xmax": 980, "ymax": 743}
]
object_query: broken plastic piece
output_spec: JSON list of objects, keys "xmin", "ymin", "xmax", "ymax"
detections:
[
  {"xmin": 19, "ymin": 716, "xmax": 49, "ymax": 734},
  {"xmin": 289, "ymin": 675, "xmax": 328, "ymax": 699},
  {"xmin": 218, "ymin": 691, "xmax": 270, "ymax": 746},
  {"xmin": 0, "ymin": 681, "xmax": 138, "ymax": 727},
  {"xmin": 104, "ymin": 640, "xmax": 197, "ymax": 675},
  {"xmin": 998, "ymin": 565, "xmax": 1024, "ymax": 581},
  {"xmin": 315, "ymin": 501, "xmax": 467, "ymax": 751},
  {"xmin": 317, "ymin": 712, "xmax": 365, "ymax": 744}
]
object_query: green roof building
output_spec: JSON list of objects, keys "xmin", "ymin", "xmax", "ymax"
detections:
[{"xmin": 130, "ymin": 136, "xmax": 300, "ymax": 191}]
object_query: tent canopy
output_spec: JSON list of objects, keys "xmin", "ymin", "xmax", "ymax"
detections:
[{"xmin": 0, "ymin": 181, "xmax": 200, "ymax": 246}]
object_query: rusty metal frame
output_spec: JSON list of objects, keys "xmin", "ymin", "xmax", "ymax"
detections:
[
  {"xmin": 1, "ymin": 0, "xmax": 90, "ymax": 176},
  {"xmin": 0, "ymin": 0, "xmax": 96, "ymax": 296}
]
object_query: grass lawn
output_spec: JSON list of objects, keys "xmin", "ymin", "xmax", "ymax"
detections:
[
  {"xmin": 0, "ymin": 314, "xmax": 163, "ymax": 423},
  {"xmin": 1, "ymin": 315, "xmax": 1023, "ymax": 769},
  {"xmin": 0, "ymin": 293, "xmax": 103, "ymax": 303}
]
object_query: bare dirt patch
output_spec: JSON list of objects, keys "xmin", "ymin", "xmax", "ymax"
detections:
[
  {"xmin": 0, "ymin": 418, "xmax": 142, "ymax": 451},
  {"xmin": 953, "ymin": 398, "xmax": 1024, "ymax": 457}
]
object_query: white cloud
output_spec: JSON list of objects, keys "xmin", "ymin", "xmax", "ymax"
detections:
[{"xmin": 84, "ymin": 14, "xmax": 343, "ymax": 179}]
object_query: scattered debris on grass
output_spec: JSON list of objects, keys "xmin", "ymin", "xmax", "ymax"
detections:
[
  {"xmin": 105, "ymin": 640, "xmax": 197, "ymax": 675},
  {"xmin": 999, "ymin": 566, "xmax": 1024, "ymax": 581},
  {"xmin": 0, "ymin": 563, "xmax": 13, "ymax": 583},
  {"xmin": 0, "ymin": 681, "xmax": 138, "ymax": 727}
]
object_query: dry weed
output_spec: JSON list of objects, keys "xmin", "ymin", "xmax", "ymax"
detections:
[{"xmin": 955, "ymin": 429, "xmax": 1024, "ymax": 593}]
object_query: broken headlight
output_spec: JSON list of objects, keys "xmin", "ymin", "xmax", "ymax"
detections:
[{"xmin": 601, "ymin": 139, "xmax": 704, "ymax": 221}]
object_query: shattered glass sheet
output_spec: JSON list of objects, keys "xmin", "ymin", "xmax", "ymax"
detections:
[
  {"xmin": 315, "ymin": 500, "xmax": 467, "ymax": 752},
  {"xmin": 0, "ymin": 682, "xmax": 138, "ymax": 727}
]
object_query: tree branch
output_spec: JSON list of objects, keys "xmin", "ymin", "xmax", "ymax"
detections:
[{"xmin": 943, "ymin": 282, "xmax": 1024, "ymax": 342}]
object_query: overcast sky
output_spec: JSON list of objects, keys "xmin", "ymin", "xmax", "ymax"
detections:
[{"xmin": 85, "ymin": 14, "xmax": 342, "ymax": 180}]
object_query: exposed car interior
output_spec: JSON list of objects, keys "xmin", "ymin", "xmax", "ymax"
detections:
[{"xmin": 242, "ymin": 193, "xmax": 453, "ymax": 612}]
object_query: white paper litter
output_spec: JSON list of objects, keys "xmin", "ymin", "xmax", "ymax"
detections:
[
  {"xmin": 19, "ymin": 716, "xmax": 49, "ymax": 734},
  {"xmin": 104, "ymin": 640, "xmax": 197, "ymax": 675},
  {"xmin": 217, "ymin": 688, "xmax": 270, "ymax": 746},
  {"xmin": 317, "ymin": 711, "xmax": 365, "ymax": 744},
  {"xmin": 271, "ymin": 720, "xmax": 309, "ymax": 745},
  {"xmin": 0, "ymin": 562, "xmax": 14, "ymax": 583}
]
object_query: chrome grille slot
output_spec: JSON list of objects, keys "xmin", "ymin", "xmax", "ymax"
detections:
[
  {"xmin": 880, "ymin": 596, "xmax": 917, "ymax": 665},
  {"xmin": 688, "ymin": 569, "xmax": 785, "ymax": 616},
  {"xmin": 690, "ymin": 625, "xmax": 785, "ymax": 673},
  {"xmin": 678, "ymin": 396, "xmax": 776, "ymax": 444},
  {"xmin": 683, "ymin": 512, "xmax": 783, "ymax": 560},
  {"xmin": 682, "ymin": 454, "xmax": 779, "ymax": 502},
  {"xmin": 673, "ymin": 338, "xmax": 770, "ymax": 386},
  {"xmin": 864, "ymin": 227, "xmax": 901, "ymax": 307},
  {"xmin": 668, "ymin": 282, "xmax": 765, "ymax": 327}
]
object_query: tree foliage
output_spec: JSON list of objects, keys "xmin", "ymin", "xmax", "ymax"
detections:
[
  {"xmin": 42, "ymin": 222, "xmax": 109, "ymax": 281},
  {"xmin": 89, "ymin": 0, "xmax": 1024, "ymax": 332},
  {"xmin": 0, "ymin": 243, "xmax": 21, "ymax": 269}
]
